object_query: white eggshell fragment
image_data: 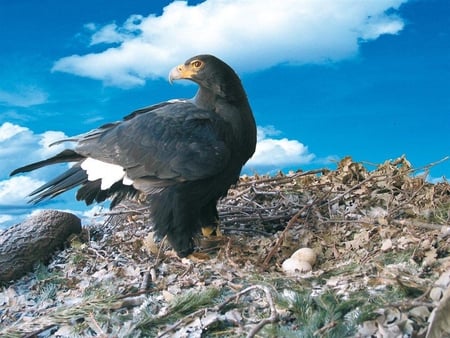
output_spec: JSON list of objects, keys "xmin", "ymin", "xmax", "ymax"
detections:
[
  {"xmin": 291, "ymin": 247, "xmax": 317, "ymax": 266},
  {"xmin": 282, "ymin": 258, "xmax": 312, "ymax": 275}
]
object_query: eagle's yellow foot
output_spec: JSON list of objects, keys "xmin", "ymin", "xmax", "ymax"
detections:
[
  {"xmin": 185, "ymin": 252, "xmax": 210, "ymax": 262},
  {"xmin": 201, "ymin": 224, "xmax": 222, "ymax": 237},
  {"xmin": 199, "ymin": 224, "xmax": 226, "ymax": 256}
]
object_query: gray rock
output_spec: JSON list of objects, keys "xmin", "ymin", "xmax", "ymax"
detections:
[{"xmin": 0, "ymin": 210, "xmax": 81, "ymax": 282}]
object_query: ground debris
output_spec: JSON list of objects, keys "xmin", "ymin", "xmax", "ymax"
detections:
[{"xmin": 0, "ymin": 156, "xmax": 449, "ymax": 337}]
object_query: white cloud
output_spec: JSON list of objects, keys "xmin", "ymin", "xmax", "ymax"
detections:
[
  {"xmin": 53, "ymin": 0, "xmax": 408, "ymax": 87},
  {"xmin": 88, "ymin": 15, "xmax": 143, "ymax": 46},
  {"xmin": 0, "ymin": 122, "xmax": 28, "ymax": 142},
  {"xmin": 0, "ymin": 110, "xmax": 32, "ymax": 122},
  {"xmin": 247, "ymin": 126, "xmax": 315, "ymax": 167},
  {"xmin": 0, "ymin": 123, "xmax": 36, "ymax": 168},
  {"xmin": 0, "ymin": 86, "xmax": 48, "ymax": 107},
  {"xmin": 0, "ymin": 122, "xmax": 75, "ymax": 227},
  {"xmin": 80, "ymin": 205, "xmax": 107, "ymax": 226},
  {"xmin": 0, "ymin": 214, "xmax": 13, "ymax": 225},
  {"xmin": 38, "ymin": 131, "xmax": 68, "ymax": 158},
  {"xmin": 0, "ymin": 122, "xmax": 70, "ymax": 210},
  {"xmin": 0, "ymin": 176, "xmax": 45, "ymax": 206},
  {"xmin": 90, "ymin": 23, "xmax": 125, "ymax": 45},
  {"xmin": 419, "ymin": 172, "xmax": 447, "ymax": 184},
  {"xmin": 0, "ymin": 122, "xmax": 68, "ymax": 175}
]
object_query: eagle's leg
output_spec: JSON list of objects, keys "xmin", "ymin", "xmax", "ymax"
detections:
[
  {"xmin": 200, "ymin": 201, "xmax": 222, "ymax": 237},
  {"xmin": 150, "ymin": 186, "xmax": 223, "ymax": 257},
  {"xmin": 150, "ymin": 187, "xmax": 197, "ymax": 257},
  {"xmin": 168, "ymin": 196, "xmax": 198, "ymax": 258}
]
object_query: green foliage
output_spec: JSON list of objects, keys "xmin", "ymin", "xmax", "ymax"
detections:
[
  {"xmin": 318, "ymin": 262, "xmax": 360, "ymax": 281},
  {"xmin": 32, "ymin": 262, "xmax": 67, "ymax": 303},
  {"xmin": 376, "ymin": 249, "xmax": 415, "ymax": 266},
  {"xmin": 169, "ymin": 287, "xmax": 220, "ymax": 315},
  {"xmin": 268, "ymin": 289, "xmax": 362, "ymax": 337},
  {"xmin": 135, "ymin": 287, "xmax": 221, "ymax": 335},
  {"xmin": 70, "ymin": 252, "xmax": 87, "ymax": 265},
  {"xmin": 34, "ymin": 261, "xmax": 52, "ymax": 281},
  {"xmin": 37, "ymin": 282, "xmax": 58, "ymax": 302}
]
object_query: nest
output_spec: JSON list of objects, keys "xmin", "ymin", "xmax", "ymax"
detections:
[{"xmin": 1, "ymin": 156, "xmax": 449, "ymax": 337}]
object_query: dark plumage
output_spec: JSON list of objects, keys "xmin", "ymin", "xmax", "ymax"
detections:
[{"xmin": 10, "ymin": 55, "xmax": 257, "ymax": 257}]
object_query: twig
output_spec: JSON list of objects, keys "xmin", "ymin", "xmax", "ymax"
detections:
[
  {"xmin": 216, "ymin": 285, "xmax": 260, "ymax": 311},
  {"xmin": 410, "ymin": 156, "xmax": 449, "ymax": 174},
  {"xmin": 392, "ymin": 219, "xmax": 446, "ymax": 231},
  {"xmin": 88, "ymin": 312, "xmax": 109, "ymax": 337},
  {"xmin": 388, "ymin": 181, "xmax": 427, "ymax": 218},
  {"xmin": 220, "ymin": 226, "xmax": 273, "ymax": 237},
  {"xmin": 216, "ymin": 285, "xmax": 279, "ymax": 337},
  {"xmin": 229, "ymin": 186, "xmax": 252, "ymax": 198},
  {"xmin": 87, "ymin": 247, "xmax": 108, "ymax": 260},
  {"xmin": 157, "ymin": 285, "xmax": 278, "ymax": 338},
  {"xmin": 23, "ymin": 325, "xmax": 59, "ymax": 338},
  {"xmin": 111, "ymin": 295, "xmax": 147, "ymax": 309},
  {"xmin": 251, "ymin": 187, "xmax": 280, "ymax": 195},
  {"xmin": 225, "ymin": 238, "xmax": 240, "ymax": 268},
  {"xmin": 386, "ymin": 300, "xmax": 434, "ymax": 310},
  {"xmin": 261, "ymin": 205, "xmax": 309, "ymax": 269},
  {"xmin": 324, "ymin": 156, "xmax": 448, "ymax": 211},
  {"xmin": 149, "ymin": 235, "xmax": 167, "ymax": 265},
  {"xmin": 140, "ymin": 270, "xmax": 152, "ymax": 292},
  {"xmin": 156, "ymin": 308, "xmax": 206, "ymax": 338},
  {"xmin": 95, "ymin": 207, "xmax": 149, "ymax": 216},
  {"xmin": 314, "ymin": 321, "xmax": 337, "ymax": 336},
  {"xmin": 313, "ymin": 320, "xmax": 337, "ymax": 336},
  {"xmin": 236, "ymin": 168, "xmax": 326, "ymax": 188},
  {"xmin": 245, "ymin": 286, "xmax": 279, "ymax": 338},
  {"xmin": 324, "ymin": 174, "xmax": 386, "ymax": 206},
  {"xmin": 138, "ymin": 236, "xmax": 167, "ymax": 293},
  {"xmin": 220, "ymin": 214, "xmax": 293, "ymax": 226}
]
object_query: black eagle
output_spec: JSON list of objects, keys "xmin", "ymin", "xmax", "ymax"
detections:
[{"xmin": 10, "ymin": 54, "xmax": 257, "ymax": 257}]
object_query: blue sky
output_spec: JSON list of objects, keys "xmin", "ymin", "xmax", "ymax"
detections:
[{"xmin": 0, "ymin": 0, "xmax": 449, "ymax": 227}]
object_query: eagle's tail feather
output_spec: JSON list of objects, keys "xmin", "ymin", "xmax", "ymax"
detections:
[
  {"xmin": 10, "ymin": 149, "xmax": 84, "ymax": 176},
  {"xmin": 29, "ymin": 165, "xmax": 89, "ymax": 204}
]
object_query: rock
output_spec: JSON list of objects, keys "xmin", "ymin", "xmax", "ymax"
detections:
[
  {"xmin": 409, "ymin": 305, "xmax": 430, "ymax": 323},
  {"xmin": 430, "ymin": 287, "xmax": 443, "ymax": 302},
  {"xmin": 435, "ymin": 271, "xmax": 450, "ymax": 288},
  {"xmin": 0, "ymin": 210, "xmax": 81, "ymax": 282}
]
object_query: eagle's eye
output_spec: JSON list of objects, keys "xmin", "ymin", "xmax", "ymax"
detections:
[{"xmin": 191, "ymin": 60, "xmax": 202, "ymax": 68}]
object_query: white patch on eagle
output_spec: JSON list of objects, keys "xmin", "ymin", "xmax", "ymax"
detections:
[{"xmin": 81, "ymin": 158, "xmax": 134, "ymax": 190}]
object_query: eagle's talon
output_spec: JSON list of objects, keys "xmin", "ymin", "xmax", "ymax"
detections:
[{"xmin": 201, "ymin": 224, "xmax": 222, "ymax": 237}]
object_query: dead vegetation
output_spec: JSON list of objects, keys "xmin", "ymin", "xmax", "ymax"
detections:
[{"xmin": 1, "ymin": 156, "xmax": 449, "ymax": 337}]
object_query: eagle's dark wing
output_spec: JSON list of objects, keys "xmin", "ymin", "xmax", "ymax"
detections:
[
  {"xmin": 75, "ymin": 100, "xmax": 233, "ymax": 184},
  {"xmin": 10, "ymin": 54, "xmax": 256, "ymax": 258}
]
